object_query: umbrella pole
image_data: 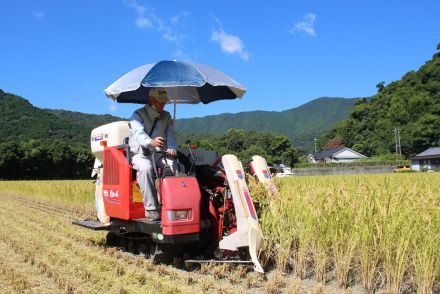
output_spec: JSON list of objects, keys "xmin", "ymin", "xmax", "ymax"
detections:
[{"xmin": 173, "ymin": 88, "xmax": 177, "ymax": 129}]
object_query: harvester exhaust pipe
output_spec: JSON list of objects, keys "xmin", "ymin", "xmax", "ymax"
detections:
[{"xmin": 220, "ymin": 155, "xmax": 264, "ymax": 273}]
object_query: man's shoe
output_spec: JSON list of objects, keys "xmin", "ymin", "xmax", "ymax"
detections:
[{"xmin": 146, "ymin": 210, "xmax": 160, "ymax": 221}]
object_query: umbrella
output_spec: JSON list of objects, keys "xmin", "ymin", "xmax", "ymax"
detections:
[{"xmin": 104, "ymin": 60, "xmax": 246, "ymax": 104}]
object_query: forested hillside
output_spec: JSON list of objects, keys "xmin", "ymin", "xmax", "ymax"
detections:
[
  {"xmin": 177, "ymin": 97, "xmax": 358, "ymax": 152},
  {"xmin": 322, "ymin": 44, "xmax": 440, "ymax": 157},
  {"xmin": 0, "ymin": 87, "xmax": 340, "ymax": 178},
  {"xmin": 0, "ymin": 89, "xmax": 356, "ymax": 151},
  {"xmin": 46, "ymin": 109, "xmax": 123, "ymax": 135},
  {"xmin": 0, "ymin": 89, "xmax": 123, "ymax": 144},
  {"xmin": 0, "ymin": 90, "xmax": 124, "ymax": 179}
]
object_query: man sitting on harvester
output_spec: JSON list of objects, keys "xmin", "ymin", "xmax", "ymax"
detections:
[{"xmin": 129, "ymin": 88, "xmax": 178, "ymax": 221}]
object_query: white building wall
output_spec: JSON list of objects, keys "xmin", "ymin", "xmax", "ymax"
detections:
[
  {"xmin": 411, "ymin": 160, "xmax": 421, "ymax": 171},
  {"xmin": 307, "ymin": 155, "xmax": 316, "ymax": 163}
]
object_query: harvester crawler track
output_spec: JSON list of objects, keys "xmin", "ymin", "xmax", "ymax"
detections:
[{"xmin": 105, "ymin": 232, "xmax": 179, "ymax": 263}]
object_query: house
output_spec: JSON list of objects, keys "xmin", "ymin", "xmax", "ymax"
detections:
[
  {"xmin": 308, "ymin": 147, "xmax": 366, "ymax": 163},
  {"xmin": 411, "ymin": 147, "xmax": 440, "ymax": 171}
]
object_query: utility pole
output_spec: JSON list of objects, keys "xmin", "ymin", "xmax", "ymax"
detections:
[
  {"xmin": 393, "ymin": 126, "xmax": 402, "ymax": 157},
  {"xmin": 314, "ymin": 137, "xmax": 318, "ymax": 153}
]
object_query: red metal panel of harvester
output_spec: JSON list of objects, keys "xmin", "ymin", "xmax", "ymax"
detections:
[
  {"xmin": 160, "ymin": 177, "xmax": 201, "ymax": 235},
  {"xmin": 102, "ymin": 147, "xmax": 145, "ymax": 220}
]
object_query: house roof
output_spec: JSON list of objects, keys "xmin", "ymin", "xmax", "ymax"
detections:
[
  {"xmin": 413, "ymin": 147, "xmax": 440, "ymax": 159},
  {"xmin": 309, "ymin": 147, "xmax": 365, "ymax": 160},
  {"xmin": 309, "ymin": 147, "xmax": 345, "ymax": 160}
]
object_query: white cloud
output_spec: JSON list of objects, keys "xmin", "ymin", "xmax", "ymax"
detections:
[
  {"xmin": 33, "ymin": 11, "xmax": 45, "ymax": 20},
  {"xmin": 127, "ymin": 0, "xmax": 145, "ymax": 15},
  {"xmin": 126, "ymin": 0, "xmax": 151, "ymax": 29},
  {"xmin": 290, "ymin": 13, "xmax": 317, "ymax": 37},
  {"xmin": 124, "ymin": 0, "xmax": 187, "ymax": 44},
  {"xmin": 211, "ymin": 28, "xmax": 250, "ymax": 61},
  {"xmin": 172, "ymin": 49, "xmax": 191, "ymax": 60},
  {"xmin": 136, "ymin": 16, "xmax": 151, "ymax": 29},
  {"xmin": 170, "ymin": 10, "xmax": 189, "ymax": 25}
]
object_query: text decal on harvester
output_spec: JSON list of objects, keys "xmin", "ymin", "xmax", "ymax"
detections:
[{"xmin": 104, "ymin": 189, "xmax": 121, "ymax": 204}]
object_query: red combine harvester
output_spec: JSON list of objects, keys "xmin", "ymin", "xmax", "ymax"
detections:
[
  {"xmin": 74, "ymin": 122, "xmax": 264, "ymax": 272},
  {"xmin": 74, "ymin": 60, "xmax": 266, "ymax": 271}
]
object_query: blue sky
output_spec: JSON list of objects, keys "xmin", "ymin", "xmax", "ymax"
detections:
[{"xmin": 1, "ymin": 1, "xmax": 439, "ymax": 119}]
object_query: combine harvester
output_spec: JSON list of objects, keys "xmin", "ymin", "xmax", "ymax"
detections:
[
  {"xmin": 73, "ymin": 60, "xmax": 275, "ymax": 272},
  {"xmin": 74, "ymin": 122, "xmax": 264, "ymax": 272}
]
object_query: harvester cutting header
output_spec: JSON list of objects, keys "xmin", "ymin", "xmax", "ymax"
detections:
[{"xmin": 74, "ymin": 61, "xmax": 276, "ymax": 272}]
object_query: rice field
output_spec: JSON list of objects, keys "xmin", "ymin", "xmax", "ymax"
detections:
[
  {"xmin": 253, "ymin": 173, "xmax": 440, "ymax": 293},
  {"xmin": 0, "ymin": 172, "xmax": 439, "ymax": 293}
]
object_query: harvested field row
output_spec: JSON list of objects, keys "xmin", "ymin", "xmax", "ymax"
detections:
[
  {"xmin": 0, "ymin": 195, "xmax": 251, "ymax": 293},
  {"xmin": 0, "ymin": 240, "xmax": 61, "ymax": 293}
]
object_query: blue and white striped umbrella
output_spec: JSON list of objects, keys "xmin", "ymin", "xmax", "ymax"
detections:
[{"xmin": 104, "ymin": 60, "xmax": 246, "ymax": 104}]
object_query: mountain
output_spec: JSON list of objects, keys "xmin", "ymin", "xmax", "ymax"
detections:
[
  {"xmin": 176, "ymin": 97, "xmax": 359, "ymax": 152},
  {"xmin": 0, "ymin": 89, "xmax": 123, "ymax": 144},
  {"xmin": 323, "ymin": 44, "xmax": 440, "ymax": 156},
  {"xmin": 45, "ymin": 109, "xmax": 123, "ymax": 134},
  {"xmin": 0, "ymin": 89, "xmax": 357, "ymax": 151}
]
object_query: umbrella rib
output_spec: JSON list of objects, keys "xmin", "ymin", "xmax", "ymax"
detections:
[{"xmin": 192, "ymin": 63, "xmax": 208, "ymax": 85}]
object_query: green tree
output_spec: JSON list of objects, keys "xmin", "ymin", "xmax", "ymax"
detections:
[
  {"xmin": 0, "ymin": 140, "xmax": 94, "ymax": 180},
  {"xmin": 210, "ymin": 129, "xmax": 298, "ymax": 168},
  {"xmin": 376, "ymin": 81, "xmax": 385, "ymax": 93}
]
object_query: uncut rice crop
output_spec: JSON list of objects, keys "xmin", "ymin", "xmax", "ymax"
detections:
[
  {"xmin": 255, "ymin": 173, "xmax": 440, "ymax": 293},
  {"xmin": 0, "ymin": 180, "xmax": 94, "ymax": 211}
]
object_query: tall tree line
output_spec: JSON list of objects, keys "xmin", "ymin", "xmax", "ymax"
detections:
[
  {"xmin": 0, "ymin": 140, "xmax": 93, "ymax": 180},
  {"xmin": 1, "ymin": 129, "xmax": 298, "ymax": 179}
]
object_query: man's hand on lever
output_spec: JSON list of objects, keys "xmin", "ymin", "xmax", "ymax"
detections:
[
  {"xmin": 150, "ymin": 137, "xmax": 165, "ymax": 148},
  {"xmin": 166, "ymin": 149, "xmax": 177, "ymax": 157}
]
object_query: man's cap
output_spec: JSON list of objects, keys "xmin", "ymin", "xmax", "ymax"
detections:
[{"xmin": 149, "ymin": 88, "xmax": 169, "ymax": 102}]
